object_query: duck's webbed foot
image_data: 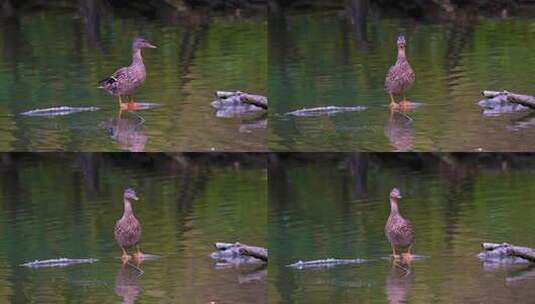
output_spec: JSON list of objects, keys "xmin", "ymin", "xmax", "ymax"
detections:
[
  {"xmin": 398, "ymin": 96, "xmax": 412, "ymax": 110},
  {"xmin": 120, "ymin": 247, "xmax": 132, "ymax": 264},
  {"xmin": 120, "ymin": 102, "xmax": 129, "ymax": 111},
  {"xmin": 121, "ymin": 254, "xmax": 132, "ymax": 264},
  {"xmin": 390, "ymin": 254, "xmax": 402, "ymax": 261},
  {"xmin": 119, "ymin": 96, "xmax": 140, "ymax": 111},
  {"xmin": 401, "ymin": 246, "xmax": 413, "ymax": 261},
  {"xmin": 401, "ymin": 253, "xmax": 413, "ymax": 261}
]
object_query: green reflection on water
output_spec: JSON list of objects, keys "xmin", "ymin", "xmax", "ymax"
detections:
[
  {"xmin": 269, "ymin": 154, "xmax": 535, "ymax": 303},
  {"xmin": 0, "ymin": 154, "xmax": 266, "ymax": 303},
  {"xmin": 0, "ymin": 5, "xmax": 266, "ymax": 151},
  {"xmin": 269, "ymin": 9, "xmax": 535, "ymax": 151}
]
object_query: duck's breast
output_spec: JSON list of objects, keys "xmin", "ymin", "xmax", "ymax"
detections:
[
  {"xmin": 385, "ymin": 61, "xmax": 415, "ymax": 94},
  {"xmin": 114, "ymin": 215, "xmax": 141, "ymax": 247},
  {"xmin": 385, "ymin": 215, "xmax": 413, "ymax": 248}
]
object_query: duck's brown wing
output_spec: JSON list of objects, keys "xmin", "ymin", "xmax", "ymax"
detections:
[
  {"xmin": 99, "ymin": 66, "xmax": 131, "ymax": 94},
  {"xmin": 396, "ymin": 218, "xmax": 414, "ymax": 247},
  {"xmin": 386, "ymin": 215, "xmax": 414, "ymax": 248}
]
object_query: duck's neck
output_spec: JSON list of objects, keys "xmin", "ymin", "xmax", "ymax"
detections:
[
  {"xmin": 122, "ymin": 198, "xmax": 134, "ymax": 217},
  {"xmin": 396, "ymin": 48, "xmax": 407, "ymax": 63},
  {"xmin": 389, "ymin": 199, "xmax": 399, "ymax": 215},
  {"xmin": 131, "ymin": 48, "xmax": 144, "ymax": 66}
]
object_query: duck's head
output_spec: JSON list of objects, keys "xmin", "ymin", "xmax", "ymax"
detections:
[
  {"xmin": 124, "ymin": 187, "xmax": 139, "ymax": 201},
  {"xmin": 390, "ymin": 187, "xmax": 402, "ymax": 200},
  {"xmin": 132, "ymin": 37, "xmax": 157, "ymax": 50},
  {"xmin": 396, "ymin": 35, "xmax": 406, "ymax": 51}
]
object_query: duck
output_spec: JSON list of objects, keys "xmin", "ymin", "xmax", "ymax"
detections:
[
  {"xmin": 99, "ymin": 37, "xmax": 156, "ymax": 110},
  {"xmin": 385, "ymin": 188, "xmax": 414, "ymax": 260},
  {"xmin": 385, "ymin": 36, "xmax": 415, "ymax": 110},
  {"xmin": 114, "ymin": 188, "xmax": 143, "ymax": 263}
]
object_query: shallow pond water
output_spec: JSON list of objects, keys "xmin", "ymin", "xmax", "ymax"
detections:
[
  {"xmin": 268, "ymin": 155, "xmax": 535, "ymax": 303},
  {"xmin": 269, "ymin": 9, "xmax": 535, "ymax": 151},
  {"xmin": 0, "ymin": 4, "xmax": 266, "ymax": 151},
  {"xmin": 0, "ymin": 154, "xmax": 267, "ymax": 303}
]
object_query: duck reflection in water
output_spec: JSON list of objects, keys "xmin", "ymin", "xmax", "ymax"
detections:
[
  {"xmin": 385, "ymin": 261, "xmax": 414, "ymax": 304},
  {"xmin": 384, "ymin": 112, "xmax": 414, "ymax": 152},
  {"xmin": 101, "ymin": 112, "xmax": 147, "ymax": 152},
  {"xmin": 115, "ymin": 266, "xmax": 142, "ymax": 304}
]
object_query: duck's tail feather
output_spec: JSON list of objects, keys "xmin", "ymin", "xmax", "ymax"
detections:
[{"xmin": 98, "ymin": 76, "xmax": 117, "ymax": 89}]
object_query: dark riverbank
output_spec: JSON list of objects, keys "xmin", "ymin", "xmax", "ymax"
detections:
[
  {"xmin": 269, "ymin": 0, "xmax": 535, "ymax": 19},
  {"xmin": 1, "ymin": 0, "xmax": 266, "ymax": 20}
]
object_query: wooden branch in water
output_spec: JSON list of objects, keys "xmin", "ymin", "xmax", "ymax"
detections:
[
  {"xmin": 214, "ymin": 242, "xmax": 268, "ymax": 262},
  {"xmin": 481, "ymin": 242, "xmax": 535, "ymax": 263},
  {"xmin": 215, "ymin": 91, "xmax": 268, "ymax": 109},
  {"xmin": 481, "ymin": 90, "xmax": 535, "ymax": 109},
  {"xmin": 20, "ymin": 258, "xmax": 99, "ymax": 268}
]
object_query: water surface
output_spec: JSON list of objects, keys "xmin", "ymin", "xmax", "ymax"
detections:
[
  {"xmin": 0, "ymin": 154, "xmax": 267, "ymax": 303},
  {"xmin": 269, "ymin": 154, "xmax": 535, "ymax": 303},
  {"xmin": 269, "ymin": 9, "xmax": 535, "ymax": 151},
  {"xmin": 0, "ymin": 4, "xmax": 266, "ymax": 151}
]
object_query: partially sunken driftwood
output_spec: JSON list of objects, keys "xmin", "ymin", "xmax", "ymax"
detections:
[
  {"xmin": 480, "ymin": 90, "xmax": 535, "ymax": 110},
  {"xmin": 214, "ymin": 242, "xmax": 268, "ymax": 262},
  {"xmin": 215, "ymin": 91, "xmax": 268, "ymax": 110},
  {"xmin": 480, "ymin": 242, "xmax": 535, "ymax": 263},
  {"xmin": 20, "ymin": 258, "xmax": 99, "ymax": 268},
  {"xmin": 287, "ymin": 106, "xmax": 367, "ymax": 117},
  {"xmin": 287, "ymin": 258, "xmax": 367, "ymax": 269},
  {"xmin": 20, "ymin": 106, "xmax": 100, "ymax": 117}
]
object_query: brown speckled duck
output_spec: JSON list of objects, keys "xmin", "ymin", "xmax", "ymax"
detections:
[
  {"xmin": 385, "ymin": 36, "xmax": 415, "ymax": 110},
  {"xmin": 114, "ymin": 188, "xmax": 143, "ymax": 263},
  {"xmin": 385, "ymin": 188, "xmax": 414, "ymax": 259},
  {"xmin": 99, "ymin": 37, "xmax": 156, "ymax": 110}
]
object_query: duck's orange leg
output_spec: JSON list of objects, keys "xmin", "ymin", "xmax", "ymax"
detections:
[
  {"xmin": 402, "ymin": 246, "xmax": 413, "ymax": 261},
  {"xmin": 391, "ymin": 244, "xmax": 400, "ymax": 260},
  {"xmin": 119, "ymin": 95, "xmax": 130, "ymax": 111},
  {"xmin": 117, "ymin": 95, "xmax": 123, "ymax": 107},
  {"xmin": 121, "ymin": 247, "xmax": 131, "ymax": 264},
  {"xmin": 399, "ymin": 95, "xmax": 411, "ymax": 110},
  {"xmin": 118, "ymin": 95, "xmax": 138, "ymax": 111},
  {"xmin": 389, "ymin": 93, "xmax": 398, "ymax": 110},
  {"xmin": 133, "ymin": 245, "xmax": 144, "ymax": 260}
]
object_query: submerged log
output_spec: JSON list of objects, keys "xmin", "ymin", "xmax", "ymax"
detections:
[
  {"xmin": 20, "ymin": 106, "xmax": 100, "ymax": 117},
  {"xmin": 287, "ymin": 258, "xmax": 367, "ymax": 269},
  {"xmin": 481, "ymin": 90, "xmax": 535, "ymax": 109},
  {"xmin": 286, "ymin": 105, "xmax": 367, "ymax": 117},
  {"xmin": 20, "ymin": 258, "xmax": 99, "ymax": 268},
  {"xmin": 481, "ymin": 242, "xmax": 535, "ymax": 263},
  {"xmin": 215, "ymin": 91, "xmax": 268, "ymax": 110},
  {"xmin": 214, "ymin": 242, "xmax": 268, "ymax": 262}
]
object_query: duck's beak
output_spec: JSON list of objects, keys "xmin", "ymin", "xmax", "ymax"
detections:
[
  {"xmin": 392, "ymin": 193, "xmax": 402, "ymax": 199},
  {"xmin": 132, "ymin": 195, "xmax": 139, "ymax": 200},
  {"xmin": 146, "ymin": 43, "xmax": 157, "ymax": 49}
]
